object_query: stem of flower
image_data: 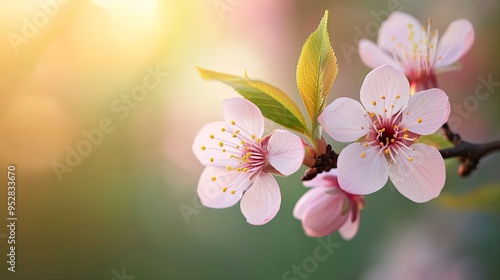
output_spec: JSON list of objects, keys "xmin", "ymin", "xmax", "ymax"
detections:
[{"xmin": 440, "ymin": 123, "xmax": 500, "ymax": 176}]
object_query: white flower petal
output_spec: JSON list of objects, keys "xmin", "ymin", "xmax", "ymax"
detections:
[
  {"xmin": 293, "ymin": 186, "xmax": 331, "ymax": 219},
  {"xmin": 192, "ymin": 121, "xmax": 241, "ymax": 166},
  {"xmin": 339, "ymin": 211, "xmax": 360, "ymax": 241},
  {"xmin": 223, "ymin": 98, "xmax": 264, "ymax": 138},
  {"xmin": 302, "ymin": 169, "xmax": 339, "ymax": 188},
  {"xmin": 338, "ymin": 143, "xmax": 389, "ymax": 195},
  {"xmin": 319, "ymin": 97, "xmax": 371, "ymax": 142},
  {"xmin": 197, "ymin": 167, "xmax": 246, "ymax": 208},
  {"xmin": 359, "ymin": 39, "xmax": 402, "ymax": 70},
  {"xmin": 389, "ymin": 143, "xmax": 445, "ymax": 203},
  {"xmin": 435, "ymin": 19, "xmax": 474, "ymax": 68},
  {"xmin": 240, "ymin": 173, "xmax": 281, "ymax": 225},
  {"xmin": 401, "ymin": 88, "xmax": 450, "ymax": 135},
  {"xmin": 360, "ymin": 65, "xmax": 410, "ymax": 117},
  {"xmin": 378, "ymin": 12, "xmax": 423, "ymax": 56},
  {"xmin": 267, "ymin": 129, "xmax": 304, "ymax": 176}
]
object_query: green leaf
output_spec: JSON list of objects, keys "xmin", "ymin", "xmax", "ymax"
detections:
[
  {"xmin": 417, "ymin": 132, "xmax": 453, "ymax": 149},
  {"xmin": 197, "ymin": 67, "xmax": 309, "ymax": 135},
  {"xmin": 436, "ymin": 184, "xmax": 500, "ymax": 213},
  {"xmin": 296, "ymin": 10, "xmax": 338, "ymax": 136}
]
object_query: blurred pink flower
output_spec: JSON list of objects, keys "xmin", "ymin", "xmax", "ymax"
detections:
[
  {"xmin": 294, "ymin": 169, "xmax": 365, "ymax": 240},
  {"xmin": 319, "ymin": 65, "xmax": 450, "ymax": 202},
  {"xmin": 359, "ymin": 11, "xmax": 474, "ymax": 93},
  {"xmin": 192, "ymin": 98, "xmax": 304, "ymax": 225}
]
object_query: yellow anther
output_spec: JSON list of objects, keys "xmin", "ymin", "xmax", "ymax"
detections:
[
  {"xmin": 361, "ymin": 153, "xmax": 365, "ymax": 158},
  {"xmin": 246, "ymin": 152, "xmax": 252, "ymax": 157},
  {"xmin": 417, "ymin": 118, "xmax": 422, "ymax": 123},
  {"xmin": 378, "ymin": 128, "xmax": 386, "ymax": 133},
  {"xmin": 391, "ymin": 104, "xmax": 394, "ymax": 108},
  {"xmin": 218, "ymin": 142, "xmax": 223, "ymax": 147},
  {"xmin": 211, "ymin": 177, "xmax": 216, "ymax": 181},
  {"xmin": 235, "ymin": 145, "xmax": 240, "ymax": 149},
  {"xmin": 232, "ymin": 134, "xmax": 237, "ymax": 138},
  {"xmin": 403, "ymin": 128, "xmax": 408, "ymax": 132},
  {"xmin": 237, "ymin": 168, "xmax": 242, "ymax": 172},
  {"xmin": 372, "ymin": 101, "xmax": 377, "ymax": 106},
  {"xmin": 391, "ymin": 139, "xmax": 395, "ymax": 143},
  {"xmin": 385, "ymin": 148, "xmax": 390, "ymax": 154},
  {"xmin": 251, "ymin": 134, "xmax": 255, "ymax": 140},
  {"xmin": 221, "ymin": 148, "xmax": 226, "ymax": 153},
  {"xmin": 394, "ymin": 125, "xmax": 399, "ymax": 130},
  {"xmin": 396, "ymin": 95, "xmax": 400, "ymax": 99},
  {"xmin": 222, "ymin": 187, "xmax": 227, "ymax": 192},
  {"xmin": 380, "ymin": 142, "xmax": 384, "ymax": 147},
  {"xmin": 226, "ymin": 165, "xmax": 233, "ymax": 171},
  {"xmin": 381, "ymin": 95, "xmax": 386, "ymax": 99},
  {"xmin": 408, "ymin": 23, "xmax": 413, "ymax": 28},
  {"xmin": 201, "ymin": 146, "xmax": 206, "ymax": 151},
  {"xmin": 404, "ymin": 134, "xmax": 409, "ymax": 139},
  {"xmin": 209, "ymin": 157, "xmax": 214, "ymax": 162},
  {"xmin": 373, "ymin": 121, "xmax": 378, "ymax": 124},
  {"xmin": 408, "ymin": 157, "xmax": 414, "ymax": 162},
  {"xmin": 221, "ymin": 128, "xmax": 226, "ymax": 132},
  {"xmin": 231, "ymin": 120, "xmax": 236, "ymax": 125},
  {"xmin": 363, "ymin": 143, "xmax": 368, "ymax": 147},
  {"xmin": 243, "ymin": 168, "xmax": 248, "ymax": 172},
  {"xmin": 240, "ymin": 140, "xmax": 245, "ymax": 144},
  {"xmin": 230, "ymin": 190, "xmax": 236, "ymax": 195},
  {"xmin": 384, "ymin": 108, "xmax": 388, "ymax": 113},
  {"xmin": 209, "ymin": 134, "xmax": 214, "ymax": 139},
  {"xmin": 235, "ymin": 130, "xmax": 240, "ymax": 134}
]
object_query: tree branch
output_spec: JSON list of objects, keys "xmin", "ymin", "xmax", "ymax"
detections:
[{"xmin": 440, "ymin": 123, "xmax": 500, "ymax": 176}]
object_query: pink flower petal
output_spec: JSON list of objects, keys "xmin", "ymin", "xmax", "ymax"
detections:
[
  {"xmin": 378, "ymin": 12, "xmax": 423, "ymax": 56},
  {"xmin": 435, "ymin": 19, "xmax": 474, "ymax": 68},
  {"xmin": 267, "ymin": 129, "xmax": 304, "ymax": 176},
  {"xmin": 389, "ymin": 143, "xmax": 445, "ymax": 202},
  {"xmin": 293, "ymin": 186, "xmax": 331, "ymax": 220},
  {"xmin": 339, "ymin": 211, "xmax": 360, "ymax": 241},
  {"xmin": 338, "ymin": 143, "xmax": 389, "ymax": 195},
  {"xmin": 302, "ymin": 169, "xmax": 340, "ymax": 188},
  {"xmin": 197, "ymin": 166, "xmax": 245, "ymax": 208},
  {"xmin": 240, "ymin": 173, "xmax": 281, "ymax": 225},
  {"xmin": 359, "ymin": 39, "xmax": 402, "ymax": 71},
  {"xmin": 301, "ymin": 194, "xmax": 348, "ymax": 237},
  {"xmin": 319, "ymin": 97, "xmax": 371, "ymax": 142},
  {"xmin": 360, "ymin": 65, "xmax": 410, "ymax": 117},
  {"xmin": 192, "ymin": 121, "xmax": 241, "ymax": 166},
  {"xmin": 401, "ymin": 88, "xmax": 450, "ymax": 135},
  {"xmin": 223, "ymin": 98, "xmax": 264, "ymax": 138}
]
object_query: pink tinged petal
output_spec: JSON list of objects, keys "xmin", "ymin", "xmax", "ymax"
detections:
[
  {"xmin": 389, "ymin": 143, "xmax": 445, "ymax": 203},
  {"xmin": 267, "ymin": 129, "xmax": 304, "ymax": 176},
  {"xmin": 302, "ymin": 169, "xmax": 339, "ymax": 188},
  {"xmin": 377, "ymin": 12, "xmax": 423, "ymax": 54},
  {"xmin": 339, "ymin": 211, "xmax": 360, "ymax": 241},
  {"xmin": 401, "ymin": 88, "xmax": 450, "ymax": 135},
  {"xmin": 197, "ymin": 167, "xmax": 246, "ymax": 208},
  {"xmin": 318, "ymin": 97, "xmax": 371, "ymax": 142},
  {"xmin": 240, "ymin": 173, "xmax": 281, "ymax": 225},
  {"xmin": 293, "ymin": 186, "xmax": 332, "ymax": 219},
  {"xmin": 359, "ymin": 39, "xmax": 402, "ymax": 71},
  {"xmin": 435, "ymin": 19, "xmax": 474, "ymax": 68},
  {"xmin": 360, "ymin": 65, "xmax": 410, "ymax": 117},
  {"xmin": 338, "ymin": 143, "xmax": 389, "ymax": 195},
  {"xmin": 192, "ymin": 121, "xmax": 241, "ymax": 167},
  {"xmin": 301, "ymin": 194, "xmax": 349, "ymax": 237},
  {"xmin": 223, "ymin": 98, "xmax": 264, "ymax": 138}
]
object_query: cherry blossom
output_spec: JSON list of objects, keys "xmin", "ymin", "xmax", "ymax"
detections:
[
  {"xmin": 359, "ymin": 11, "xmax": 474, "ymax": 93},
  {"xmin": 192, "ymin": 98, "xmax": 304, "ymax": 225},
  {"xmin": 294, "ymin": 169, "xmax": 365, "ymax": 239},
  {"xmin": 318, "ymin": 65, "xmax": 450, "ymax": 202}
]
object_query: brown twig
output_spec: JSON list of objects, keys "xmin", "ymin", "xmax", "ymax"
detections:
[{"xmin": 440, "ymin": 123, "xmax": 500, "ymax": 176}]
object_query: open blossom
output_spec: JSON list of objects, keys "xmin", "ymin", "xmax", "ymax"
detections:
[
  {"xmin": 192, "ymin": 98, "xmax": 304, "ymax": 225},
  {"xmin": 359, "ymin": 11, "xmax": 474, "ymax": 93},
  {"xmin": 319, "ymin": 65, "xmax": 450, "ymax": 203},
  {"xmin": 294, "ymin": 169, "xmax": 365, "ymax": 240}
]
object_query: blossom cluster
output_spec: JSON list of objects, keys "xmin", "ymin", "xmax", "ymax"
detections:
[{"xmin": 193, "ymin": 11, "xmax": 473, "ymax": 239}]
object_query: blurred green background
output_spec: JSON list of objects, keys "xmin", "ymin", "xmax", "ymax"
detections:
[{"xmin": 0, "ymin": 0, "xmax": 499, "ymax": 279}]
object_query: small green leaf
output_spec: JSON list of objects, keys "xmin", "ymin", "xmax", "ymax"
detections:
[
  {"xmin": 436, "ymin": 184, "xmax": 500, "ymax": 213},
  {"xmin": 296, "ymin": 10, "xmax": 338, "ymax": 136},
  {"xmin": 197, "ymin": 67, "xmax": 309, "ymax": 135},
  {"xmin": 418, "ymin": 132, "xmax": 453, "ymax": 149}
]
